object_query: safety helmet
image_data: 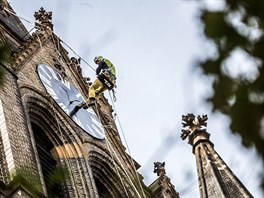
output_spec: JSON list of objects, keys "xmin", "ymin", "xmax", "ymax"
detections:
[{"xmin": 94, "ymin": 56, "xmax": 103, "ymax": 64}]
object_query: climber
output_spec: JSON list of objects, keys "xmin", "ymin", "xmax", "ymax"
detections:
[
  {"xmin": 69, "ymin": 56, "xmax": 116, "ymax": 117},
  {"xmin": 87, "ymin": 55, "xmax": 116, "ymax": 107}
]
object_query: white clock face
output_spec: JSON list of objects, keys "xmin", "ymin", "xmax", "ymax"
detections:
[{"xmin": 37, "ymin": 64, "xmax": 105, "ymax": 140}]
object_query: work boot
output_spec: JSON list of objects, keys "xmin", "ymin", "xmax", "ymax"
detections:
[{"xmin": 69, "ymin": 105, "xmax": 82, "ymax": 117}]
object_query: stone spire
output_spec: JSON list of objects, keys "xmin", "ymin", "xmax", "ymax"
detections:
[
  {"xmin": 149, "ymin": 162, "xmax": 180, "ymax": 198},
  {"xmin": 181, "ymin": 113, "xmax": 253, "ymax": 198}
]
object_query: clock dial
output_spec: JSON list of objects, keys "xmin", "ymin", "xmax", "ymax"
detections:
[{"xmin": 37, "ymin": 64, "xmax": 105, "ymax": 139}]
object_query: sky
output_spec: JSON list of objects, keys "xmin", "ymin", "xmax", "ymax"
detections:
[{"xmin": 8, "ymin": 0, "xmax": 263, "ymax": 197}]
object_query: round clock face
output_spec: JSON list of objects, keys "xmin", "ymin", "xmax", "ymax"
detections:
[{"xmin": 37, "ymin": 64, "xmax": 105, "ymax": 140}]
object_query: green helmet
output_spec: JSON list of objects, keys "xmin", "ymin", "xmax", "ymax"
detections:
[{"xmin": 94, "ymin": 56, "xmax": 103, "ymax": 64}]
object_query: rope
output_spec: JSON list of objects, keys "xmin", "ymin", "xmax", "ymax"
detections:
[
  {"xmin": 3, "ymin": 6, "xmax": 96, "ymax": 72},
  {"xmin": 38, "ymin": 31, "xmax": 88, "ymax": 197},
  {"xmin": 105, "ymin": 136, "xmax": 130, "ymax": 197},
  {"xmin": 105, "ymin": 136, "xmax": 142, "ymax": 198},
  {"xmin": 49, "ymin": 97, "xmax": 81, "ymax": 198},
  {"xmin": 3, "ymin": 7, "xmax": 31, "ymax": 23},
  {"xmin": 104, "ymin": 138, "xmax": 130, "ymax": 198},
  {"xmin": 93, "ymin": 102, "xmax": 130, "ymax": 197},
  {"xmin": 108, "ymin": 90, "xmax": 146, "ymax": 198},
  {"xmin": 112, "ymin": 89, "xmax": 117, "ymax": 102},
  {"xmin": 59, "ymin": 40, "xmax": 96, "ymax": 72},
  {"xmin": 94, "ymin": 101, "xmax": 144, "ymax": 197},
  {"xmin": 22, "ymin": 26, "xmax": 35, "ymax": 39},
  {"xmin": 50, "ymin": 98, "xmax": 94, "ymax": 197}
]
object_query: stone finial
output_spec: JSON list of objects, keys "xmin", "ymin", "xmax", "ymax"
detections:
[
  {"xmin": 181, "ymin": 113, "xmax": 208, "ymax": 140},
  {"xmin": 34, "ymin": 7, "xmax": 53, "ymax": 31},
  {"xmin": 154, "ymin": 162, "xmax": 166, "ymax": 177}
]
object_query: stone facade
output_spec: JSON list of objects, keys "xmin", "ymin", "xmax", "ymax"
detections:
[{"xmin": 0, "ymin": 4, "xmax": 162, "ymax": 198}]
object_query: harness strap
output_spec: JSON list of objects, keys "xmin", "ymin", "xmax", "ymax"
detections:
[{"xmin": 102, "ymin": 69, "xmax": 116, "ymax": 80}]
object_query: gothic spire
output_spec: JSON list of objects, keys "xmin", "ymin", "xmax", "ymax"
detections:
[{"xmin": 181, "ymin": 114, "xmax": 253, "ymax": 198}]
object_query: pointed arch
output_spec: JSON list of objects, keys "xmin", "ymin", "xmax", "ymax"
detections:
[
  {"xmin": 20, "ymin": 86, "xmax": 98, "ymax": 198},
  {"xmin": 89, "ymin": 148, "xmax": 139, "ymax": 198}
]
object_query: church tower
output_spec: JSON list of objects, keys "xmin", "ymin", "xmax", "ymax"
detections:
[
  {"xmin": 180, "ymin": 114, "xmax": 253, "ymax": 198},
  {"xmin": 0, "ymin": 2, "xmax": 168, "ymax": 197}
]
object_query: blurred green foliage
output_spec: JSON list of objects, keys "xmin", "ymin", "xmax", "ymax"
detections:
[
  {"xmin": 198, "ymin": 0, "xmax": 264, "ymax": 191},
  {"xmin": 9, "ymin": 166, "xmax": 68, "ymax": 197}
]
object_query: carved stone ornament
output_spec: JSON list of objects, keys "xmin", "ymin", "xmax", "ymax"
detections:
[
  {"xmin": 181, "ymin": 113, "xmax": 208, "ymax": 140},
  {"xmin": 0, "ymin": 0, "xmax": 9, "ymax": 17},
  {"xmin": 70, "ymin": 57, "xmax": 82, "ymax": 75},
  {"xmin": 34, "ymin": 7, "xmax": 53, "ymax": 31},
  {"xmin": 153, "ymin": 161, "xmax": 166, "ymax": 177},
  {"xmin": 53, "ymin": 58, "xmax": 66, "ymax": 79}
]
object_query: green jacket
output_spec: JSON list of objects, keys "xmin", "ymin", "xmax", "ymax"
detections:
[
  {"xmin": 96, "ymin": 58, "xmax": 116, "ymax": 78},
  {"xmin": 103, "ymin": 58, "xmax": 116, "ymax": 77}
]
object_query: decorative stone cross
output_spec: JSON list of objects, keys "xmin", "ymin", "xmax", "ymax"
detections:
[{"xmin": 181, "ymin": 113, "xmax": 208, "ymax": 140}]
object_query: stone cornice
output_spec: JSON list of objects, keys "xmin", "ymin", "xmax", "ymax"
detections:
[{"xmin": 12, "ymin": 30, "xmax": 51, "ymax": 72}]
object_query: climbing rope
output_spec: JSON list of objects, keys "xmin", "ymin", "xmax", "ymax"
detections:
[
  {"xmin": 2, "ymin": 7, "xmax": 31, "ymax": 23},
  {"xmin": 105, "ymin": 136, "xmax": 130, "ymax": 198},
  {"xmin": 94, "ymin": 101, "xmax": 146, "ymax": 198},
  {"xmin": 108, "ymin": 91, "xmax": 147, "ymax": 198},
  {"xmin": 105, "ymin": 135, "xmax": 143, "ymax": 198},
  {"xmin": 59, "ymin": 40, "xmax": 96, "ymax": 72},
  {"xmin": 93, "ymin": 102, "xmax": 131, "ymax": 197},
  {"xmin": 3, "ymin": 6, "xmax": 96, "ymax": 72},
  {"xmin": 35, "ymin": 29, "xmax": 88, "ymax": 197},
  {"xmin": 49, "ymin": 96, "xmax": 81, "ymax": 198}
]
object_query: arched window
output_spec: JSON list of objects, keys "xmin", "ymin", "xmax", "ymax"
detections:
[
  {"xmin": 94, "ymin": 177, "xmax": 112, "ymax": 198},
  {"xmin": 32, "ymin": 123, "xmax": 64, "ymax": 197}
]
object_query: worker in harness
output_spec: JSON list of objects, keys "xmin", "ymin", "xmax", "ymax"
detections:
[
  {"xmin": 87, "ymin": 55, "xmax": 116, "ymax": 106},
  {"xmin": 69, "ymin": 56, "xmax": 116, "ymax": 117}
]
